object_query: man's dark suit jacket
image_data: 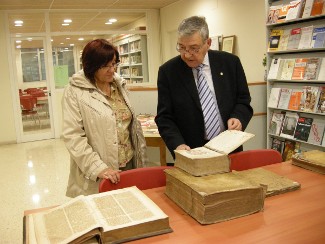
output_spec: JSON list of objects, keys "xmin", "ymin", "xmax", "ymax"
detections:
[{"xmin": 155, "ymin": 50, "xmax": 253, "ymax": 158}]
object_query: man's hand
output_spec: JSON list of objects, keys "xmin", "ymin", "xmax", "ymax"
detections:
[
  {"xmin": 176, "ymin": 144, "xmax": 191, "ymax": 151},
  {"xmin": 227, "ymin": 118, "xmax": 242, "ymax": 131}
]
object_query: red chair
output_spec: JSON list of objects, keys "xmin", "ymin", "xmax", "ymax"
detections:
[
  {"xmin": 20, "ymin": 95, "xmax": 40, "ymax": 126},
  {"xmin": 99, "ymin": 166, "xmax": 173, "ymax": 192},
  {"xmin": 229, "ymin": 149, "xmax": 282, "ymax": 171}
]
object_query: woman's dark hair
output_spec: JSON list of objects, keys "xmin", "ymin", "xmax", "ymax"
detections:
[{"xmin": 82, "ymin": 39, "xmax": 120, "ymax": 84}]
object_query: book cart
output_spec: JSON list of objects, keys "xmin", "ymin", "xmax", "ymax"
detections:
[{"xmin": 266, "ymin": 0, "xmax": 325, "ymax": 155}]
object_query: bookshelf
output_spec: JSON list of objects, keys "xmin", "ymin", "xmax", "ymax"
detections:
[
  {"xmin": 114, "ymin": 34, "xmax": 149, "ymax": 84},
  {"xmin": 266, "ymin": 0, "xmax": 325, "ymax": 155}
]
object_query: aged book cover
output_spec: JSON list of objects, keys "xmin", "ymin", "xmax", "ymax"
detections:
[
  {"xmin": 311, "ymin": 26, "xmax": 325, "ymax": 48},
  {"xmin": 301, "ymin": 86, "xmax": 320, "ymax": 112},
  {"xmin": 280, "ymin": 112, "xmax": 299, "ymax": 139},
  {"xmin": 267, "ymin": 58, "xmax": 284, "ymax": 80},
  {"xmin": 298, "ymin": 25, "xmax": 314, "ymax": 49},
  {"xmin": 268, "ymin": 111, "xmax": 285, "ymax": 136},
  {"xmin": 278, "ymin": 88, "xmax": 293, "ymax": 109},
  {"xmin": 288, "ymin": 89, "xmax": 303, "ymax": 110},
  {"xmin": 291, "ymin": 58, "xmax": 308, "ymax": 80},
  {"xmin": 268, "ymin": 29, "xmax": 284, "ymax": 51},
  {"xmin": 26, "ymin": 187, "xmax": 172, "ymax": 244},
  {"xmin": 233, "ymin": 168, "xmax": 301, "ymax": 197},
  {"xmin": 280, "ymin": 59, "xmax": 295, "ymax": 80},
  {"xmin": 174, "ymin": 130, "xmax": 255, "ymax": 176},
  {"xmin": 292, "ymin": 150, "xmax": 325, "ymax": 174},
  {"xmin": 287, "ymin": 27, "xmax": 302, "ymax": 50},
  {"xmin": 307, "ymin": 118, "xmax": 325, "ymax": 145},
  {"xmin": 164, "ymin": 168, "xmax": 266, "ymax": 225},
  {"xmin": 304, "ymin": 57, "xmax": 322, "ymax": 80},
  {"xmin": 316, "ymin": 86, "xmax": 325, "ymax": 113},
  {"xmin": 268, "ymin": 87, "xmax": 282, "ymax": 108},
  {"xmin": 294, "ymin": 116, "xmax": 314, "ymax": 141}
]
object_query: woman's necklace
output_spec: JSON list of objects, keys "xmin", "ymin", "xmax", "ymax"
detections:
[{"xmin": 96, "ymin": 82, "xmax": 111, "ymax": 96}]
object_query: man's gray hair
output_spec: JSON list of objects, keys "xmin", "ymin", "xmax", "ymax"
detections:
[{"xmin": 178, "ymin": 16, "xmax": 209, "ymax": 41}]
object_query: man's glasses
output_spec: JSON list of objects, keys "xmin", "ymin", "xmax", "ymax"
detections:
[
  {"xmin": 100, "ymin": 62, "xmax": 120, "ymax": 70},
  {"xmin": 176, "ymin": 43, "xmax": 205, "ymax": 55}
]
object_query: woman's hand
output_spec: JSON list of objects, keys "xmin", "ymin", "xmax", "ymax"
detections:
[{"xmin": 98, "ymin": 168, "xmax": 121, "ymax": 184}]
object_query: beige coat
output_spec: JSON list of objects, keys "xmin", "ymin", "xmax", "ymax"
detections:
[{"xmin": 62, "ymin": 70, "xmax": 147, "ymax": 197}]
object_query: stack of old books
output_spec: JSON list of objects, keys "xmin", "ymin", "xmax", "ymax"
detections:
[{"xmin": 165, "ymin": 130, "xmax": 300, "ymax": 224}]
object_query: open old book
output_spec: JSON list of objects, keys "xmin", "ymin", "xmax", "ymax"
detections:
[
  {"xmin": 26, "ymin": 186, "xmax": 172, "ymax": 244},
  {"xmin": 174, "ymin": 130, "xmax": 255, "ymax": 176}
]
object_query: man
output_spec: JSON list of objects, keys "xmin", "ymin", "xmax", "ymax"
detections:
[{"xmin": 155, "ymin": 16, "xmax": 253, "ymax": 158}]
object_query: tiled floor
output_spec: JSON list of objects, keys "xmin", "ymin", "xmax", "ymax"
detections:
[
  {"xmin": 0, "ymin": 138, "xmax": 160, "ymax": 243},
  {"xmin": 0, "ymin": 139, "xmax": 71, "ymax": 243}
]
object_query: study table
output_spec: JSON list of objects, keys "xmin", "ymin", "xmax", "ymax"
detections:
[
  {"xmin": 134, "ymin": 162, "xmax": 325, "ymax": 244},
  {"xmin": 24, "ymin": 162, "xmax": 325, "ymax": 244}
]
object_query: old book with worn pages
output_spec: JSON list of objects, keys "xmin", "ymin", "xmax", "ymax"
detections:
[
  {"xmin": 25, "ymin": 186, "xmax": 172, "ymax": 244},
  {"xmin": 292, "ymin": 150, "xmax": 325, "ymax": 174},
  {"xmin": 164, "ymin": 167, "xmax": 266, "ymax": 225},
  {"xmin": 174, "ymin": 130, "xmax": 255, "ymax": 176},
  {"xmin": 164, "ymin": 167, "xmax": 301, "ymax": 225}
]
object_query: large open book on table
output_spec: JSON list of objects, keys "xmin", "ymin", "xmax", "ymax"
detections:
[
  {"xmin": 25, "ymin": 186, "xmax": 172, "ymax": 244},
  {"xmin": 174, "ymin": 130, "xmax": 255, "ymax": 176}
]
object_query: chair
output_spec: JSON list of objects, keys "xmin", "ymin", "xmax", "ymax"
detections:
[
  {"xmin": 99, "ymin": 166, "xmax": 173, "ymax": 192},
  {"xmin": 229, "ymin": 149, "xmax": 282, "ymax": 171},
  {"xmin": 20, "ymin": 95, "xmax": 41, "ymax": 127}
]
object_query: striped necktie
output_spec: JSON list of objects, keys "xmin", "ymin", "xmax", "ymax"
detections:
[{"xmin": 196, "ymin": 64, "xmax": 220, "ymax": 139}]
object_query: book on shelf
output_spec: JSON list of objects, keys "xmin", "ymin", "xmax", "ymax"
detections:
[
  {"xmin": 310, "ymin": 0, "xmax": 325, "ymax": 16},
  {"xmin": 267, "ymin": 5, "xmax": 283, "ymax": 24},
  {"xmin": 301, "ymin": 85, "xmax": 320, "ymax": 112},
  {"xmin": 316, "ymin": 86, "xmax": 325, "ymax": 113},
  {"xmin": 285, "ymin": 0, "xmax": 305, "ymax": 21},
  {"xmin": 288, "ymin": 89, "xmax": 303, "ymax": 110},
  {"xmin": 271, "ymin": 137, "xmax": 285, "ymax": 154},
  {"xmin": 302, "ymin": 0, "xmax": 315, "ymax": 18},
  {"xmin": 278, "ymin": 88, "xmax": 293, "ymax": 109},
  {"xmin": 298, "ymin": 25, "xmax": 314, "ymax": 49},
  {"xmin": 278, "ymin": 29, "xmax": 291, "ymax": 51},
  {"xmin": 280, "ymin": 59, "xmax": 296, "ymax": 80},
  {"xmin": 268, "ymin": 111, "xmax": 285, "ymax": 136},
  {"xmin": 268, "ymin": 87, "xmax": 282, "ymax": 108},
  {"xmin": 291, "ymin": 58, "xmax": 308, "ymax": 80},
  {"xmin": 277, "ymin": 4, "xmax": 291, "ymax": 23},
  {"xmin": 268, "ymin": 29, "xmax": 284, "ymax": 51},
  {"xmin": 317, "ymin": 58, "xmax": 325, "ymax": 81},
  {"xmin": 304, "ymin": 57, "xmax": 322, "ymax": 80},
  {"xmin": 307, "ymin": 118, "xmax": 325, "ymax": 144},
  {"xmin": 174, "ymin": 130, "xmax": 255, "ymax": 176},
  {"xmin": 280, "ymin": 112, "xmax": 299, "ymax": 139},
  {"xmin": 287, "ymin": 28, "xmax": 302, "ymax": 50},
  {"xmin": 311, "ymin": 26, "xmax": 325, "ymax": 48},
  {"xmin": 267, "ymin": 58, "xmax": 284, "ymax": 80},
  {"xmin": 25, "ymin": 186, "xmax": 172, "ymax": 244},
  {"xmin": 292, "ymin": 150, "xmax": 325, "ymax": 174},
  {"xmin": 294, "ymin": 116, "xmax": 314, "ymax": 141},
  {"xmin": 282, "ymin": 140, "xmax": 298, "ymax": 161}
]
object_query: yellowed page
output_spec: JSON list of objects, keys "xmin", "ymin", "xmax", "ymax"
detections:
[
  {"xmin": 204, "ymin": 130, "xmax": 255, "ymax": 154},
  {"xmin": 87, "ymin": 186, "xmax": 168, "ymax": 232}
]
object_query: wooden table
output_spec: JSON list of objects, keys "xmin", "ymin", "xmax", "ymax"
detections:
[
  {"xmin": 144, "ymin": 132, "xmax": 167, "ymax": 166},
  {"xmin": 24, "ymin": 162, "xmax": 325, "ymax": 243},
  {"xmin": 134, "ymin": 162, "xmax": 325, "ymax": 244}
]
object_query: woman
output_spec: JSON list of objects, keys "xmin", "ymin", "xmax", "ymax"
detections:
[{"xmin": 62, "ymin": 39, "xmax": 147, "ymax": 197}]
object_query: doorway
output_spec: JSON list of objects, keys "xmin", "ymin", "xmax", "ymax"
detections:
[{"xmin": 12, "ymin": 37, "xmax": 55, "ymax": 142}]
